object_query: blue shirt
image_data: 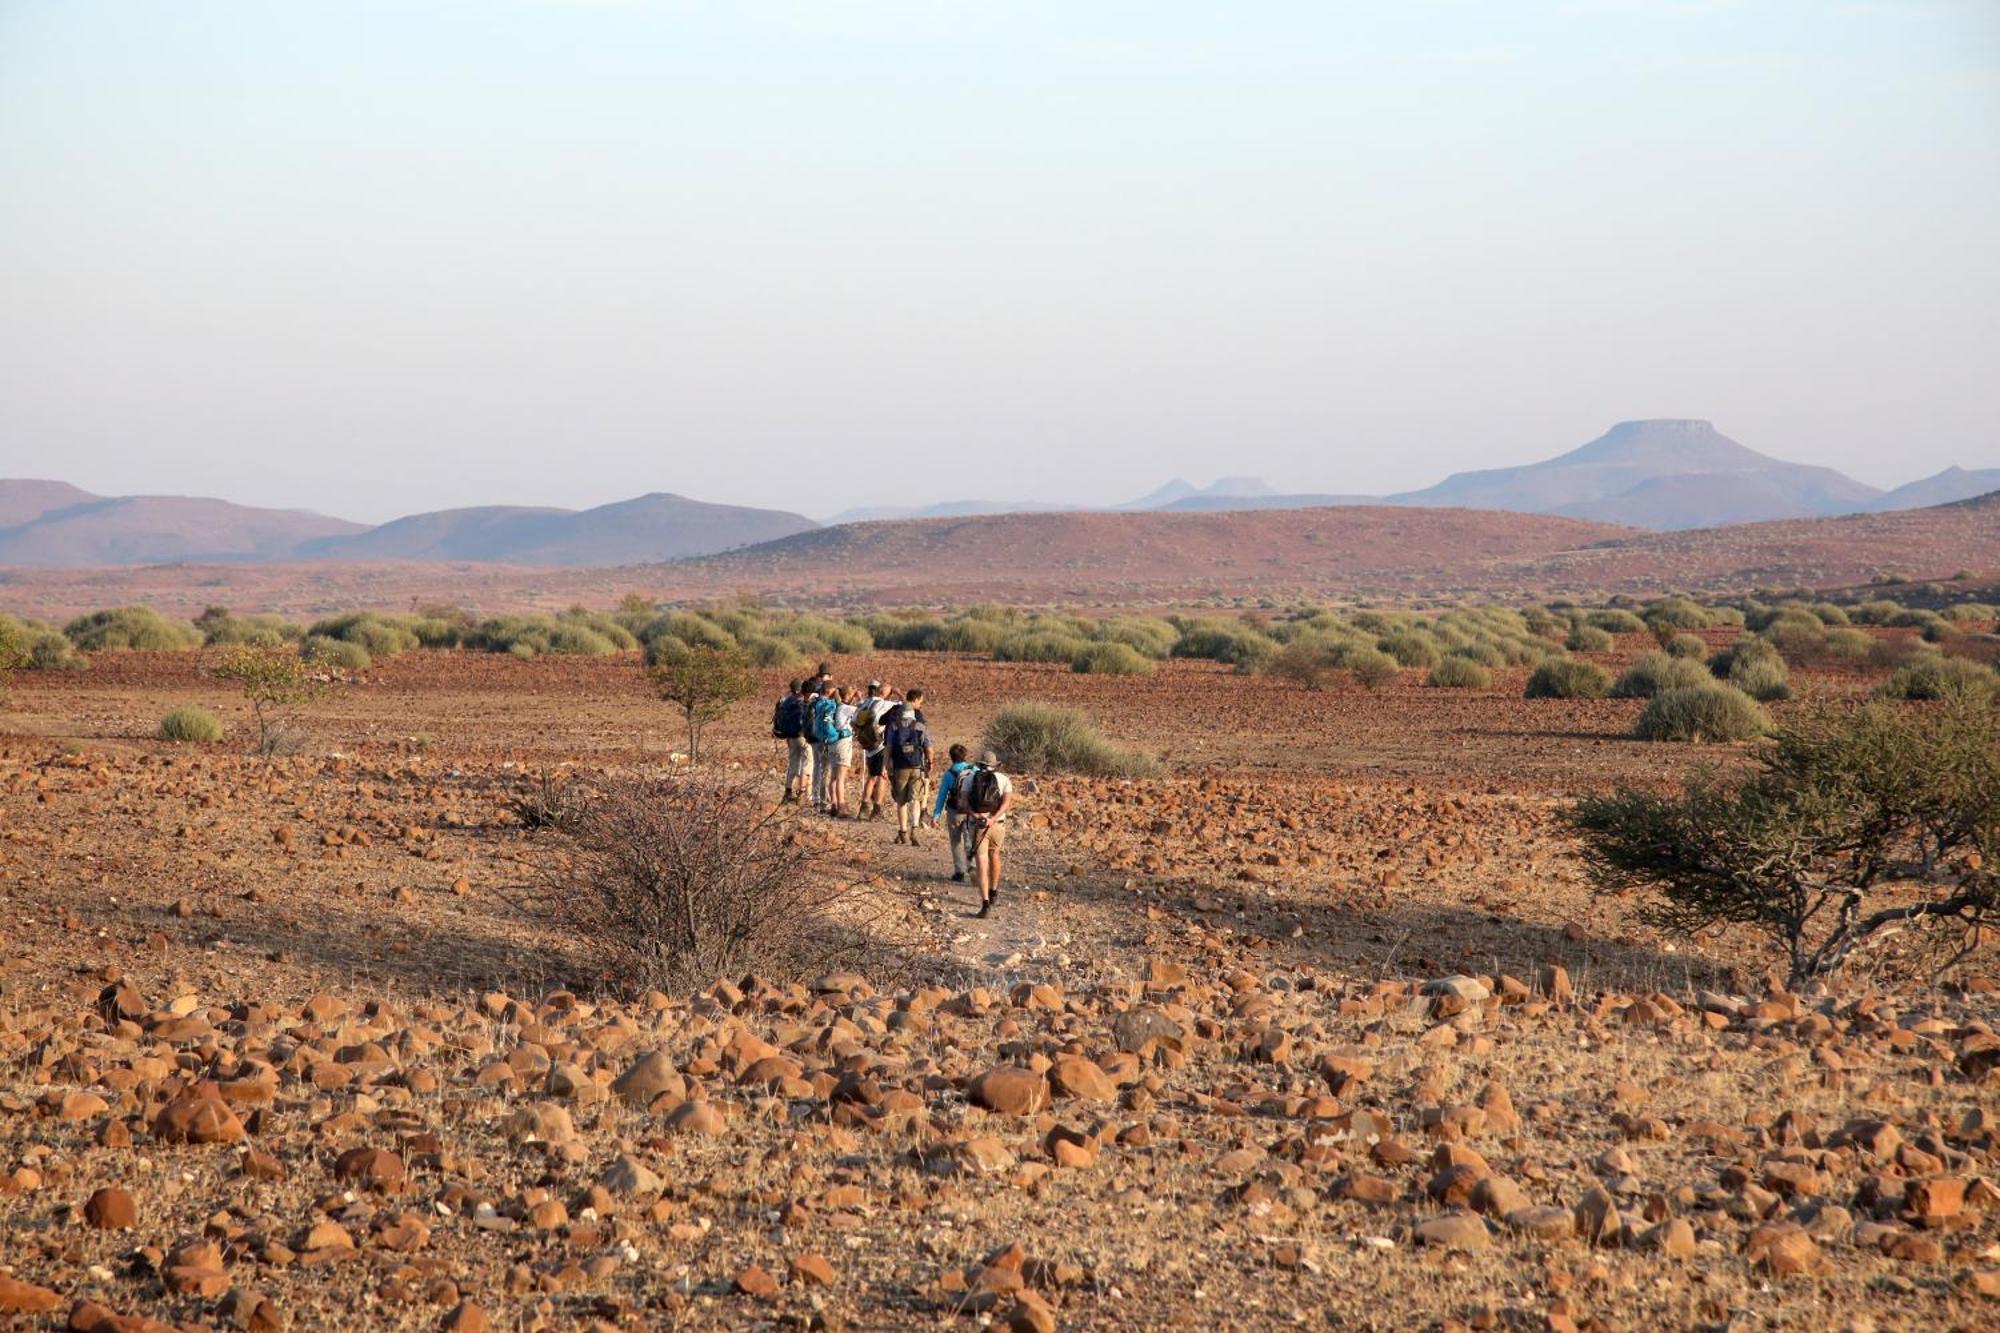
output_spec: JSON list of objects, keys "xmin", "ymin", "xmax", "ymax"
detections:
[{"xmin": 932, "ymin": 760, "xmax": 974, "ymax": 818}]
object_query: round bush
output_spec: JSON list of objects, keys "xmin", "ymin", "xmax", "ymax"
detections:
[
  {"xmin": 1877, "ymin": 655, "xmax": 1997, "ymax": 701},
  {"xmin": 1427, "ymin": 657, "xmax": 1491, "ymax": 689},
  {"xmin": 301, "ymin": 635, "xmax": 371, "ymax": 670},
  {"xmin": 1612, "ymin": 652, "xmax": 1713, "ymax": 699},
  {"xmin": 1448, "ymin": 641, "xmax": 1506, "ymax": 669},
  {"xmin": 1635, "ymin": 684, "xmax": 1770, "ymax": 743},
  {"xmin": 1730, "ymin": 655, "xmax": 1791, "ymax": 701},
  {"xmin": 994, "ymin": 632, "xmax": 1089, "ymax": 664},
  {"xmin": 1525, "ymin": 658, "xmax": 1612, "ymax": 699},
  {"xmin": 1663, "ymin": 632, "xmax": 1708, "ymax": 659},
  {"xmin": 1071, "ymin": 642, "xmax": 1155, "ymax": 676},
  {"xmin": 981, "ymin": 701, "xmax": 1160, "ymax": 778},
  {"xmin": 1585, "ymin": 609, "xmax": 1646, "ymax": 634},
  {"xmin": 1347, "ymin": 648, "xmax": 1401, "ymax": 690},
  {"xmin": 64, "ymin": 606, "xmax": 201, "ymax": 652},
  {"xmin": 1565, "ymin": 624, "xmax": 1614, "ymax": 653},
  {"xmin": 1381, "ymin": 634, "xmax": 1441, "ymax": 669},
  {"xmin": 158, "ymin": 705, "xmax": 223, "ymax": 743}
]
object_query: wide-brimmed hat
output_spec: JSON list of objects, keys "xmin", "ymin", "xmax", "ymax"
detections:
[{"xmin": 979, "ymin": 750, "xmax": 1000, "ymax": 767}]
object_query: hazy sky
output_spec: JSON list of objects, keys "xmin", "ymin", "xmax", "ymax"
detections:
[{"xmin": 2, "ymin": 1, "xmax": 1996, "ymax": 523}]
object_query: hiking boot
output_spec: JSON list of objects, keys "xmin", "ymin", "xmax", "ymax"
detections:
[
  {"xmin": 893, "ymin": 830, "xmax": 907, "ymax": 845},
  {"xmin": 951, "ymin": 871, "xmax": 966, "ymax": 883},
  {"xmin": 976, "ymin": 900, "xmax": 990, "ymax": 919}
]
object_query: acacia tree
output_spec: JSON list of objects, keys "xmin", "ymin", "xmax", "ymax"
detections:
[
  {"xmin": 648, "ymin": 643, "xmax": 756, "ymax": 763},
  {"xmin": 208, "ymin": 644, "xmax": 319, "ymax": 756},
  {"xmin": 1569, "ymin": 697, "xmax": 1999, "ymax": 987}
]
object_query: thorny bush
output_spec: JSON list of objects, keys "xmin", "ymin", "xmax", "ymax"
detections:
[
  {"xmin": 1570, "ymin": 696, "xmax": 2000, "ymax": 988},
  {"xmin": 552, "ymin": 773, "xmax": 867, "ymax": 993}
]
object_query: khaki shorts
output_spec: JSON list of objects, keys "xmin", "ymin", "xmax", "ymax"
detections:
[
  {"xmin": 973, "ymin": 817, "xmax": 1008, "ymax": 850},
  {"xmin": 892, "ymin": 769, "xmax": 923, "ymax": 804}
]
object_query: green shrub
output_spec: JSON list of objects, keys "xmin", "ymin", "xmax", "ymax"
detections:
[
  {"xmin": 1095, "ymin": 617, "xmax": 1179, "ymax": 659},
  {"xmin": 1172, "ymin": 621, "xmax": 1277, "ymax": 671},
  {"xmin": 1944, "ymin": 602, "xmax": 1996, "ymax": 624},
  {"xmin": 1, "ymin": 616, "xmax": 88, "ymax": 671},
  {"xmin": 739, "ymin": 635, "xmax": 806, "ymax": 669},
  {"xmin": 1348, "ymin": 648, "xmax": 1400, "ymax": 690},
  {"xmin": 64, "ymin": 606, "xmax": 201, "ymax": 652},
  {"xmin": 197, "ymin": 608, "xmax": 303, "ymax": 648},
  {"xmin": 1635, "ymin": 684, "xmax": 1770, "ymax": 743},
  {"xmin": 301, "ymin": 635, "xmax": 371, "ymax": 671},
  {"xmin": 1376, "ymin": 633, "xmax": 1438, "ymax": 669},
  {"xmin": 1809, "ymin": 602, "xmax": 1851, "ymax": 626},
  {"xmin": 1585, "ymin": 609, "xmax": 1646, "ymax": 634},
  {"xmin": 1849, "ymin": 599, "xmax": 1903, "ymax": 626},
  {"xmin": 1730, "ymin": 654, "xmax": 1791, "ymax": 701},
  {"xmin": 1663, "ymin": 632, "xmax": 1708, "ymax": 660},
  {"xmin": 1877, "ymin": 655, "xmax": 1997, "ymax": 702},
  {"xmin": 1708, "ymin": 634, "xmax": 1780, "ymax": 679},
  {"xmin": 1525, "ymin": 658, "xmax": 1612, "ymax": 699},
  {"xmin": 305, "ymin": 612, "xmax": 421, "ymax": 659},
  {"xmin": 994, "ymin": 632, "xmax": 1089, "ymax": 664},
  {"xmin": 1565, "ymin": 624, "xmax": 1614, "ymax": 653},
  {"xmin": 1071, "ymin": 642, "xmax": 1155, "ymax": 676},
  {"xmin": 1264, "ymin": 638, "xmax": 1343, "ymax": 690},
  {"xmin": 981, "ymin": 702, "xmax": 1160, "ymax": 779},
  {"xmin": 158, "ymin": 705, "xmax": 224, "ymax": 743},
  {"xmin": 1427, "ymin": 657, "xmax": 1491, "ymax": 689},
  {"xmin": 1644, "ymin": 597, "xmax": 1714, "ymax": 631},
  {"xmin": 1447, "ymin": 641, "xmax": 1506, "ymax": 669},
  {"xmin": 1819, "ymin": 628, "xmax": 1873, "ymax": 660},
  {"xmin": 1612, "ymin": 652, "xmax": 1712, "ymax": 699}
]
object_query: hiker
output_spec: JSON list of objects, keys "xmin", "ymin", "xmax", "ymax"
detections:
[
  {"xmin": 824, "ymin": 685, "xmax": 859, "ymax": 817},
  {"xmin": 854, "ymin": 680, "xmax": 893, "ymax": 820},
  {"xmin": 955, "ymin": 749, "xmax": 1014, "ymax": 917},
  {"xmin": 810, "ymin": 660, "xmax": 834, "ymax": 695},
  {"xmin": 772, "ymin": 678, "xmax": 811, "ymax": 803},
  {"xmin": 884, "ymin": 703, "xmax": 933, "ymax": 844},
  {"xmin": 808, "ymin": 681, "xmax": 844, "ymax": 814},
  {"xmin": 931, "ymin": 743, "xmax": 975, "ymax": 880}
]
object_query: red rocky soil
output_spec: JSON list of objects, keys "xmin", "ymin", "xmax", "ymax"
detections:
[{"xmin": 2, "ymin": 649, "xmax": 1997, "ymax": 1331}]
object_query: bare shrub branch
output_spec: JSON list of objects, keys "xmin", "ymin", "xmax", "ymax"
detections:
[{"xmin": 549, "ymin": 772, "xmax": 872, "ymax": 993}]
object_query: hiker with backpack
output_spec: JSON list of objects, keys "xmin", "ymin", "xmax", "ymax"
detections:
[
  {"xmin": 854, "ymin": 680, "xmax": 894, "ymax": 821},
  {"xmin": 954, "ymin": 749, "xmax": 1014, "ymax": 917},
  {"xmin": 931, "ymin": 743, "xmax": 975, "ymax": 880},
  {"xmin": 772, "ymin": 679, "xmax": 812, "ymax": 803},
  {"xmin": 807, "ymin": 681, "xmax": 848, "ymax": 815},
  {"xmin": 883, "ymin": 703, "xmax": 933, "ymax": 845}
]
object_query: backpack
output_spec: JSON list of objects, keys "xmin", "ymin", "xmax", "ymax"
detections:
[
  {"xmin": 957, "ymin": 766, "xmax": 1004, "ymax": 815},
  {"xmin": 852, "ymin": 706, "xmax": 881, "ymax": 751},
  {"xmin": 888, "ymin": 719, "xmax": 927, "ymax": 771},
  {"xmin": 808, "ymin": 696, "xmax": 838, "ymax": 744},
  {"xmin": 773, "ymin": 694, "xmax": 804, "ymax": 740}
]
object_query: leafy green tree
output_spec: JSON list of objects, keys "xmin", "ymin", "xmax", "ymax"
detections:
[
  {"xmin": 208, "ymin": 645, "xmax": 319, "ymax": 756},
  {"xmin": 648, "ymin": 643, "xmax": 756, "ymax": 762}
]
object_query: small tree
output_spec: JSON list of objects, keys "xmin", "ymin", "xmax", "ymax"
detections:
[
  {"xmin": 208, "ymin": 645, "xmax": 318, "ymax": 756},
  {"xmin": 1570, "ymin": 698, "xmax": 1999, "ymax": 986},
  {"xmin": 648, "ymin": 643, "xmax": 756, "ymax": 762}
]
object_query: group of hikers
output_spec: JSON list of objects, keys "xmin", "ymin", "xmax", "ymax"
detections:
[{"xmin": 771, "ymin": 665, "xmax": 1014, "ymax": 917}]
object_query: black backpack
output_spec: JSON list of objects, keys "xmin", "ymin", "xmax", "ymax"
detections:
[
  {"xmin": 773, "ymin": 694, "xmax": 804, "ymax": 740},
  {"xmin": 958, "ymin": 766, "xmax": 1004, "ymax": 815}
]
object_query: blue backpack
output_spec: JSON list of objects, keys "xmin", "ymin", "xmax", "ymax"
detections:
[
  {"xmin": 809, "ymin": 696, "xmax": 839, "ymax": 744},
  {"xmin": 773, "ymin": 694, "xmax": 805, "ymax": 740}
]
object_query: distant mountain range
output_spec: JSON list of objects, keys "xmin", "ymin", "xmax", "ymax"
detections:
[{"xmin": 0, "ymin": 419, "xmax": 1990, "ymax": 567}]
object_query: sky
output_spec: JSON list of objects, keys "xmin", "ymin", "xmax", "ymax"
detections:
[{"xmin": 1, "ymin": 0, "xmax": 1996, "ymax": 524}]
